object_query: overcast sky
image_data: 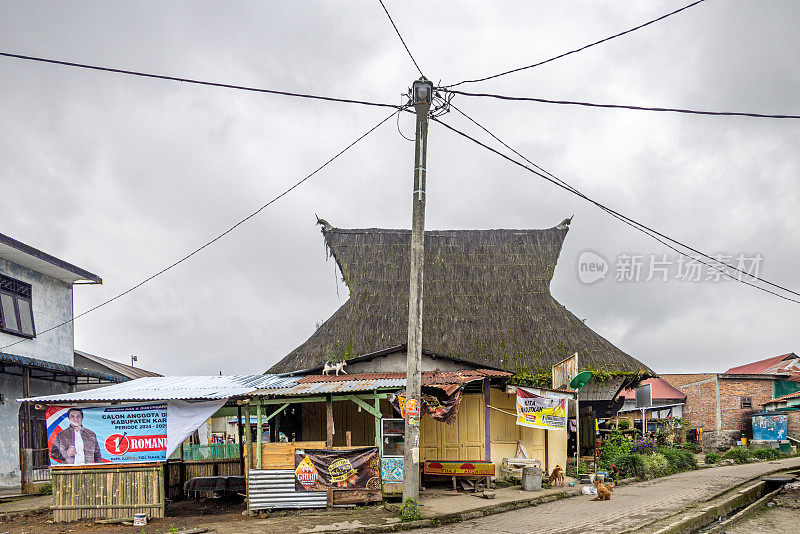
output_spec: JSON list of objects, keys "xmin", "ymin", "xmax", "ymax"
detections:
[{"xmin": 1, "ymin": 1, "xmax": 798, "ymax": 376}]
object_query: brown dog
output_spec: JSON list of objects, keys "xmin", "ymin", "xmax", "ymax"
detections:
[
  {"xmin": 547, "ymin": 465, "xmax": 565, "ymax": 487},
  {"xmin": 591, "ymin": 479, "xmax": 615, "ymax": 501}
]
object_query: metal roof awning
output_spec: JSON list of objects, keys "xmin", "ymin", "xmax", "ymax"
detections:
[
  {"xmin": 253, "ymin": 369, "xmax": 512, "ymax": 397},
  {"xmin": 1, "ymin": 351, "xmax": 125, "ymax": 385},
  {"xmin": 17, "ymin": 374, "xmax": 287, "ymax": 403}
]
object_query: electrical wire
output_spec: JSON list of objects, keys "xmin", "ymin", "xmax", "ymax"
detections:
[
  {"xmin": 377, "ymin": 0, "xmax": 425, "ymax": 77},
  {"xmin": 0, "ymin": 51, "xmax": 403, "ymax": 110},
  {"xmin": 432, "ymin": 110, "xmax": 800, "ymax": 305},
  {"xmin": 442, "ymin": 90, "xmax": 800, "ymax": 120},
  {"xmin": 0, "ymin": 108, "xmax": 405, "ymax": 351},
  {"xmin": 444, "ymin": 0, "xmax": 708, "ymax": 88}
]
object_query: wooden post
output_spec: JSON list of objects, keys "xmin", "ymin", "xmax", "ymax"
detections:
[
  {"xmin": 326, "ymin": 395, "xmax": 334, "ymax": 447},
  {"xmin": 237, "ymin": 405, "xmax": 244, "ymax": 474},
  {"xmin": 544, "ymin": 430, "xmax": 549, "ymax": 475},
  {"xmin": 22, "ymin": 369, "xmax": 31, "ymax": 449},
  {"xmin": 256, "ymin": 401, "xmax": 262, "ymax": 469},
  {"xmin": 484, "ymin": 379, "xmax": 491, "ymax": 462},
  {"xmin": 21, "ymin": 448, "xmax": 33, "ymax": 494},
  {"xmin": 374, "ymin": 396, "xmax": 382, "ymax": 448},
  {"xmin": 346, "ymin": 431, "xmax": 352, "ymax": 447},
  {"xmin": 326, "ymin": 395, "xmax": 334, "ymax": 509},
  {"xmin": 244, "ymin": 403, "xmax": 252, "ymax": 471}
]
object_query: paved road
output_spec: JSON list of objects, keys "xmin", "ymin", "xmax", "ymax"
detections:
[{"xmin": 411, "ymin": 457, "xmax": 800, "ymax": 534}]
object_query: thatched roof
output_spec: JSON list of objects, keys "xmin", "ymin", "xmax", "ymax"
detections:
[{"xmin": 269, "ymin": 220, "xmax": 654, "ymax": 379}]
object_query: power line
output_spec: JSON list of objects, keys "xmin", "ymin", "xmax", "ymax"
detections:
[
  {"xmin": 445, "ymin": 0, "xmax": 708, "ymax": 88},
  {"xmin": 377, "ymin": 0, "xmax": 424, "ymax": 77},
  {"xmin": 442, "ymin": 89, "xmax": 800, "ymax": 120},
  {"xmin": 0, "ymin": 108, "xmax": 404, "ymax": 352},
  {"xmin": 433, "ymin": 110, "xmax": 800, "ymax": 305},
  {"xmin": 0, "ymin": 51, "xmax": 403, "ymax": 110}
]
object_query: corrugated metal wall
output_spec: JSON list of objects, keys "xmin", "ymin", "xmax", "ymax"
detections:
[{"xmin": 248, "ymin": 469, "xmax": 326, "ymax": 509}]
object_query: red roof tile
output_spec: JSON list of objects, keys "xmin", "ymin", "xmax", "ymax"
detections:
[
  {"xmin": 725, "ymin": 353, "xmax": 798, "ymax": 375},
  {"xmin": 618, "ymin": 377, "xmax": 686, "ymax": 402}
]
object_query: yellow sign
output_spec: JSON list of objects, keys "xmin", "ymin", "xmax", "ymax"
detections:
[{"xmin": 516, "ymin": 387, "xmax": 567, "ymax": 431}]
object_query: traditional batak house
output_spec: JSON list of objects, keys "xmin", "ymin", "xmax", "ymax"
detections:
[{"xmin": 266, "ymin": 219, "xmax": 654, "ymax": 486}]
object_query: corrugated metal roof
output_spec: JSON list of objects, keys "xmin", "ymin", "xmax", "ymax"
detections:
[
  {"xmin": 725, "ymin": 353, "xmax": 799, "ymax": 375},
  {"xmin": 297, "ymin": 369, "xmax": 510, "ymax": 384},
  {"xmin": 74, "ymin": 350, "xmax": 162, "ymax": 379},
  {"xmin": 18, "ymin": 375, "xmax": 286, "ymax": 402},
  {"xmin": 257, "ymin": 377, "xmax": 404, "ymax": 396},
  {"xmin": 255, "ymin": 369, "xmax": 511, "ymax": 396},
  {"xmin": 1, "ymin": 351, "xmax": 125, "ymax": 383}
]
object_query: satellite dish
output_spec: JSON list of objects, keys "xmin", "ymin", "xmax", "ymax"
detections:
[{"xmin": 570, "ymin": 371, "xmax": 594, "ymax": 392}]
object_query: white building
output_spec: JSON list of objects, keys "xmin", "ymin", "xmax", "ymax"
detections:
[{"xmin": 0, "ymin": 232, "xmax": 120, "ymax": 491}]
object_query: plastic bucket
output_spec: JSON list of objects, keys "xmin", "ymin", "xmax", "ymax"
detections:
[{"xmin": 133, "ymin": 513, "xmax": 147, "ymax": 526}]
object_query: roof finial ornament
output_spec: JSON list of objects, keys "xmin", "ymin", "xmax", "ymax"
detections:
[
  {"xmin": 556, "ymin": 216, "xmax": 573, "ymax": 230},
  {"xmin": 315, "ymin": 214, "xmax": 333, "ymax": 233}
]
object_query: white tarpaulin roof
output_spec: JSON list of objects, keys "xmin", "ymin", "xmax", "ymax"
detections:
[{"xmin": 18, "ymin": 374, "xmax": 294, "ymax": 402}]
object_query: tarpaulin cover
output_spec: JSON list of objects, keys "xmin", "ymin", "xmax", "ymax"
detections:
[
  {"xmin": 294, "ymin": 447, "xmax": 381, "ymax": 491},
  {"xmin": 393, "ymin": 386, "xmax": 464, "ymax": 425}
]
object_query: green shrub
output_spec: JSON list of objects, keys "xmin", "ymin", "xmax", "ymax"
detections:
[
  {"xmin": 399, "ymin": 498, "xmax": 423, "ymax": 522},
  {"xmin": 37, "ymin": 482, "xmax": 53, "ymax": 495},
  {"xmin": 680, "ymin": 442, "xmax": 701, "ymax": 453},
  {"xmin": 723, "ymin": 447, "xmax": 752, "ymax": 464},
  {"xmin": 599, "ymin": 430, "xmax": 633, "ymax": 470},
  {"xmin": 750, "ymin": 447, "xmax": 782, "ymax": 460},
  {"xmin": 615, "ymin": 453, "xmax": 647, "ymax": 479},
  {"xmin": 642, "ymin": 452, "xmax": 672, "ymax": 478},
  {"xmin": 704, "ymin": 452, "xmax": 721, "ymax": 464},
  {"xmin": 616, "ymin": 418, "xmax": 631, "ymax": 430},
  {"xmin": 659, "ymin": 447, "xmax": 698, "ymax": 471}
]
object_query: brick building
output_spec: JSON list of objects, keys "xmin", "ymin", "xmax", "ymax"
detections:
[
  {"xmin": 661, "ymin": 373, "xmax": 782, "ymax": 450},
  {"xmin": 762, "ymin": 390, "xmax": 800, "ymax": 443}
]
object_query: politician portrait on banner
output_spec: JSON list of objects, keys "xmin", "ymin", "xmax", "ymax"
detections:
[{"xmin": 47, "ymin": 403, "xmax": 169, "ymax": 465}]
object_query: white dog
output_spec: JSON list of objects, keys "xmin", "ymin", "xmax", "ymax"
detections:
[{"xmin": 322, "ymin": 360, "xmax": 347, "ymax": 376}]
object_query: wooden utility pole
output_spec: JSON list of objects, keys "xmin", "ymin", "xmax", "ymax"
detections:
[{"xmin": 404, "ymin": 77, "xmax": 433, "ymax": 502}]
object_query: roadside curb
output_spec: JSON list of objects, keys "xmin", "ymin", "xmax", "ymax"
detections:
[
  {"xmin": 312, "ymin": 475, "xmax": 645, "ymax": 534},
  {"xmin": 350, "ymin": 490, "xmax": 577, "ymax": 534},
  {"xmin": 620, "ymin": 461, "xmax": 800, "ymax": 534}
]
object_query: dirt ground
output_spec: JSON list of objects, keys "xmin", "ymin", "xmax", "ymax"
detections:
[
  {"xmin": 720, "ymin": 505, "xmax": 800, "ymax": 533},
  {"xmin": 0, "ymin": 497, "xmax": 397, "ymax": 534}
]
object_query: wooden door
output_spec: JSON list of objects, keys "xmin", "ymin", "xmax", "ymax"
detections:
[{"xmin": 419, "ymin": 393, "xmax": 485, "ymax": 461}]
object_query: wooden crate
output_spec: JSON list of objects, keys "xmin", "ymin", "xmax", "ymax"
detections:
[{"xmin": 52, "ymin": 463, "xmax": 164, "ymax": 523}]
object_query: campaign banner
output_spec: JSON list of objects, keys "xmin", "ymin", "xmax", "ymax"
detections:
[
  {"xmin": 47, "ymin": 403, "xmax": 168, "ymax": 465},
  {"xmin": 294, "ymin": 447, "xmax": 381, "ymax": 491},
  {"xmin": 515, "ymin": 387, "xmax": 567, "ymax": 431}
]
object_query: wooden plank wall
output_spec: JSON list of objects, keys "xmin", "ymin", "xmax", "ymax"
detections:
[
  {"xmin": 301, "ymin": 400, "xmax": 393, "ymax": 446},
  {"xmin": 52, "ymin": 464, "xmax": 164, "ymax": 523},
  {"xmin": 253, "ymin": 442, "xmax": 327, "ymax": 469}
]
